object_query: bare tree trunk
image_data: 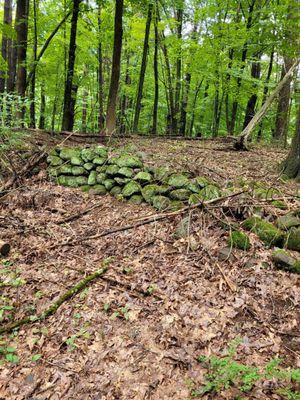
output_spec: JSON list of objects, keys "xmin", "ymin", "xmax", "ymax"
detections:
[
  {"xmin": 29, "ymin": 0, "xmax": 38, "ymax": 128},
  {"xmin": 132, "ymin": 3, "xmax": 152, "ymax": 133},
  {"xmin": 243, "ymin": 55, "xmax": 261, "ymax": 129},
  {"xmin": 119, "ymin": 52, "xmax": 131, "ymax": 135},
  {"xmin": 0, "ymin": 0, "xmax": 13, "ymax": 94},
  {"xmin": 189, "ymin": 79, "xmax": 203, "ymax": 136},
  {"xmin": 15, "ymin": 0, "xmax": 30, "ymax": 123},
  {"xmin": 105, "ymin": 0, "xmax": 124, "ymax": 135},
  {"xmin": 97, "ymin": 1, "xmax": 105, "ymax": 131},
  {"xmin": 38, "ymin": 82, "xmax": 45, "ymax": 129},
  {"xmin": 82, "ymin": 88, "xmax": 88, "ymax": 133},
  {"xmin": 174, "ymin": 5, "xmax": 183, "ymax": 134},
  {"xmin": 151, "ymin": 3, "xmax": 159, "ymax": 135},
  {"xmin": 62, "ymin": 0, "xmax": 82, "ymax": 131}
]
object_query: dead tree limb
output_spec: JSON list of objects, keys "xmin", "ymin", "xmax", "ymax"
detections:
[
  {"xmin": 234, "ymin": 59, "xmax": 299, "ymax": 151},
  {"xmin": 0, "ymin": 267, "xmax": 107, "ymax": 335}
]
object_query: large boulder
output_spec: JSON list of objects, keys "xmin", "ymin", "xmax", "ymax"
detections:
[
  {"xmin": 122, "ymin": 181, "xmax": 141, "ymax": 197},
  {"xmin": 276, "ymin": 214, "xmax": 300, "ymax": 230},
  {"xmin": 199, "ymin": 185, "xmax": 221, "ymax": 200},
  {"xmin": 84, "ymin": 162, "xmax": 94, "ymax": 171},
  {"xmin": 114, "ymin": 177, "xmax": 130, "ymax": 185},
  {"xmin": 272, "ymin": 249, "xmax": 300, "ymax": 274},
  {"xmin": 116, "ymin": 154, "xmax": 143, "ymax": 168}
]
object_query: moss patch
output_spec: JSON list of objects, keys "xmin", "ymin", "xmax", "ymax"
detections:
[
  {"xmin": 242, "ymin": 217, "xmax": 284, "ymax": 247},
  {"xmin": 228, "ymin": 231, "xmax": 251, "ymax": 251}
]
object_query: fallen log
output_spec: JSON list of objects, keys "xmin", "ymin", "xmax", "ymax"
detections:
[{"xmin": 0, "ymin": 267, "xmax": 107, "ymax": 335}]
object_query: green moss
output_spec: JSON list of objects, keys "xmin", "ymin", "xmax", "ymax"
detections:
[
  {"xmin": 114, "ymin": 177, "xmax": 130, "ymax": 185},
  {"xmin": 271, "ymin": 200, "xmax": 287, "ymax": 210},
  {"xmin": 169, "ymin": 200, "xmax": 184, "ymax": 211},
  {"xmin": 286, "ymin": 228, "xmax": 300, "ymax": 251},
  {"xmin": 110, "ymin": 186, "xmax": 122, "ymax": 196},
  {"xmin": 170, "ymin": 189, "xmax": 191, "ymax": 201},
  {"xmin": 199, "ymin": 185, "xmax": 221, "ymax": 200},
  {"xmin": 96, "ymin": 173, "xmax": 107, "ymax": 184},
  {"xmin": 141, "ymin": 184, "xmax": 161, "ymax": 203},
  {"xmin": 106, "ymin": 165, "xmax": 119, "ymax": 175},
  {"xmin": 152, "ymin": 195, "xmax": 171, "ymax": 211},
  {"xmin": 118, "ymin": 167, "xmax": 134, "ymax": 178},
  {"xmin": 58, "ymin": 175, "xmax": 87, "ymax": 188},
  {"xmin": 128, "ymin": 195, "xmax": 144, "ymax": 205},
  {"xmin": 242, "ymin": 217, "xmax": 284, "ymax": 247},
  {"xmin": 195, "ymin": 176, "xmax": 211, "ymax": 188},
  {"xmin": 228, "ymin": 231, "xmax": 251, "ymax": 250},
  {"xmin": 154, "ymin": 167, "xmax": 170, "ymax": 182},
  {"xmin": 189, "ymin": 193, "xmax": 203, "ymax": 205},
  {"xmin": 70, "ymin": 156, "xmax": 84, "ymax": 166},
  {"xmin": 88, "ymin": 171, "xmax": 97, "ymax": 185},
  {"xmin": 103, "ymin": 179, "xmax": 115, "ymax": 191},
  {"xmin": 122, "ymin": 181, "xmax": 141, "ymax": 197},
  {"xmin": 168, "ymin": 174, "xmax": 190, "ymax": 188},
  {"xmin": 81, "ymin": 148, "xmax": 96, "ymax": 162},
  {"xmin": 90, "ymin": 185, "xmax": 107, "ymax": 195},
  {"xmin": 94, "ymin": 146, "xmax": 108, "ymax": 158},
  {"xmin": 134, "ymin": 171, "xmax": 152, "ymax": 183},
  {"xmin": 60, "ymin": 148, "xmax": 81, "ymax": 160},
  {"xmin": 116, "ymin": 154, "xmax": 143, "ymax": 168},
  {"xmin": 72, "ymin": 167, "xmax": 86, "ymax": 176},
  {"xmin": 81, "ymin": 185, "xmax": 91, "ymax": 193},
  {"xmin": 83, "ymin": 162, "xmax": 94, "ymax": 171},
  {"xmin": 47, "ymin": 155, "xmax": 63, "ymax": 166},
  {"xmin": 93, "ymin": 157, "xmax": 106, "ymax": 166},
  {"xmin": 272, "ymin": 249, "xmax": 300, "ymax": 274},
  {"xmin": 59, "ymin": 165, "xmax": 73, "ymax": 175}
]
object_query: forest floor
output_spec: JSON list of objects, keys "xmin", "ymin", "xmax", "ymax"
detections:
[{"xmin": 0, "ymin": 135, "xmax": 299, "ymax": 399}]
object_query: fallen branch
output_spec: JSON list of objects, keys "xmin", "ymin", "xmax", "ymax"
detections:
[
  {"xmin": 0, "ymin": 268, "xmax": 107, "ymax": 335},
  {"xmin": 49, "ymin": 190, "xmax": 246, "ymax": 249},
  {"xmin": 56, "ymin": 203, "xmax": 105, "ymax": 225}
]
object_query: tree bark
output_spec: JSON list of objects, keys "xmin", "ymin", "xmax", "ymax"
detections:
[
  {"xmin": 38, "ymin": 81, "xmax": 46, "ymax": 129},
  {"xmin": 62, "ymin": 0, "xmax": 82, "ymax": 132},
  {"xmin": 29, "ymin": 0, "xmax": 38, "ymax": 128},
  {"xmin": 0, "ymin": 0, "xmax": 13, "ymax": 94},
  {"xmin": 97, "ymin": 1, "xmax": 105, "ymax": 131},
  {"xmin": 151, "ymin": 4, "xmax": 159, "ymax": 135},
  {"xmin": 105, "ymin": 0, "xmax": 124, "ymax": 135},
  {"xmin": 243, "ymin": 55, "xmax": 261, "ymax": 129},
  {"xmin": 120, "ymin": 52, "xmax": 131, "ymax": 135},
  {"xmin": 132, "ymin": 3, "xmax": 152, "ymax": 133},
  {"xmin": 15, "ymin": 0, "xmax": 30, "ymax": 123},
  {"xmin": 174, "ymin": 5, "xmax": 183, "ymax": 134}
]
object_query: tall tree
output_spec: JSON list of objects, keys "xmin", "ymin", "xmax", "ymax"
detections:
[
  {"xmin": 105, "ymin": 0, "xmax": 124, "ymax": 135},
  {"xmin": 0, "ymin": 0, "xmax": 13, "ymax": 94},
  {"xmin": 132, "ymin": 2, "xmax": 153, "ymax": 133},
  {"xmin": 174, "ymin": 2, "xmax": 183, "ymax": 134},
  {"xmin": 62, "ymin": 0, "xmax": 82, "ymax": 132},
  {"xmin": 29, "ymin": 0, "xmax": 38, "ymax": 128},
  {"xmin": 151, "ymin": 2, "xmax": 159, "ymax": 135},
  {"xmin": 97, "ymin": 0, "xmax": 105, "ymax": 130},
  {"xmin": 15, "ymin": 0, "xmax": 30, "ymax": 122}
]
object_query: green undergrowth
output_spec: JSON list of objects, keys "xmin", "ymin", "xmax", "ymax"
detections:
[{"xmin": 191, "ymin": 342, "xmax": 300, "ymax": 399}]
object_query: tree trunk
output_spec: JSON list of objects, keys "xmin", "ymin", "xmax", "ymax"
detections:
[
  {"xmin": 132, "ymin": 3, "xmax": 152, "ymax": 133},
  {"xmin": 97, "ymin": 1, "xmax": 105, "ymax": 131},
  {"xmin": 281, "ymin": 92, "xmax": 300, "ymax": 180},
  {"xmin": 15, "ymin": 0, "xmax": 30, "ymax": 123},
  {"xmin": 105, "ymin": 0, "xmax": 123, "ymax": 135},
  {"xmin": 82, "ymin": 88, "xmax": 88, "ymax": 133},
  {"xmin": 257, "ymin": 49, "xmax": 274, "ymax": 140},
  {"xmin": 174, "ymin": 5, "xmax": 183, "ymax": 134},
  {"xmin": 62, "ymin": 0, "xmax": 81, "ymax": 132},
  {"xmin": 38, "ymin": 82, "xmax": 46, "ymax": 129},
  {"xmin": 29, "ymin": 0, "xmax": 38, "ymax": 128},
  {"xmin": 179, "ymin": 72, "xmax": 191, "ymax": 136},
  {"xmin": 273, "ymin": 58, "xmax": 293, "ymax": 140},
  {"xmin": 189, "ymin": 79, "xmax": 203, "ymax": 136},
  {"xmin": 151, "ymin": 4, "xmax": 159, "ymax": 135},
  {"xmin": 243, "ymin": 56, "xmax": 261, "ymax": 129},
  {"xmin": 120, "ymin": 52, "xmax": 131, "ymax": 135},
  {"xmin": 0, "ymin": 0, "xmax": 13, "ymax": 94}
]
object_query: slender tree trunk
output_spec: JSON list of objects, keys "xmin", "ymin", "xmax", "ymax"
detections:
[
  {"xmin": 15, "ymin": 0, "xmax": 30, "ymax": 123},
  {"xmin": 179, "ymin": 72, "xmax": 191, "ymax": 136},
  {"xmin": 174, "ymin": 5, "xmax": 183, "ymax": 134},
  {"xmin": 62, "ymin": 0, "xmax": 82, "ymax": 132},
  {"xmin": 132, "ymin": 3, "xmax": 152, "ymax": 133},
  {"xmin": 197, "ymin": 82, "xmax": 209, "ymax": 136},
  {"xmin": 120, "ymin": 52, "xmax": 131, "ymax": 135},
  {"xmin": 29, "ymin": 0, "xmax": 38, "ymax": 128},
  {"xmin": 0, "ymin": 0, "xmax": 13, "ymax": 94},
  {"xmin": 82, "ymin": 88, "xmax": 88, "ymax": 133},
  {"xmin": 97, "ymin": 1, "xmax": 105, "ymax": 131},
  {"xmin": 38, "ymin": 82, "xmax": 45, "ymax": 129},
  {"xmin": 105, "ymin": 0, "xmax": 124, "ymax": 135},
  {"xmin": 151, "ymin": 4, "xmax": 159, "ymax": 135},
  {"xmin": 243, "ymin": 55, "xmax": 261, "ymax": 129},
  {"xmin": 257, "ymin": 49, "xmax": 274, "ymax": 140},
  {"xmin": 189, "ymin": 79, "xmax": 203, "ymax": 136},
  {"xmin": 273, "ymin": 58, "xmax": 293, "ymax": 140}
]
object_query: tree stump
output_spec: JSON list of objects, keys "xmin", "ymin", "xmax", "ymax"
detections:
[{"xmin": 0, "ymin": 240, "xmax": 10, "ymax": 256}]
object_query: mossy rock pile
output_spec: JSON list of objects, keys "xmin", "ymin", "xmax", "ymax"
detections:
[{"xmin": 47, "ymin": 145, "xmax": 221, "ymax": 211}]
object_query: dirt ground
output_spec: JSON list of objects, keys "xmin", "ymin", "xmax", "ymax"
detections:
[{"xmin": 0, "ymin": 137, "xmax": 299, "ymax": 399}]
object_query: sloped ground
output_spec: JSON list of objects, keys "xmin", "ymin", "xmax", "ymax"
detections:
[{"xmin": 0, "ymin": 137, "xmax": 299, "ymax": 399}]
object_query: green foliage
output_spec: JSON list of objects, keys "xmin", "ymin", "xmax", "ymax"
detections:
[{"xmin": 192, "ymin": 344, "xmax": 300, "ymax": 398}]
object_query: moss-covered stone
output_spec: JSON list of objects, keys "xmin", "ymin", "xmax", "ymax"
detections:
[
  {"xmin": 114, "ymin": 177, "xmax": 130, "ymax": 185},
  {"xmin": 70, "ymin": 156, "xmax": 84, "ymax": 166},
  {"xmin": 108, "ymin": 156, "xmax": 119, "ymax": 165},
  {"xmin": 75, "ymin": 176, "xmax": 88, "ymax": 186},
  {"xmin": 242, "ymin": 216, "xmax": 284, "ymax": 247},
  {"xmin": 118, "ymin": 167, "xmax": 134, "ymax": 178},
  {"xmin": 110, "ymin": 186, "xmax": 122, "ymax": 196},
  {"xmin": 94, "ymin": 146, "xmax": 108, "ymax": 158},
  {"xmin": 81, "ymin": 148, "xmax": 96, "ymax": 162},
  {"xmin": 152, "ymin": 195, "xmax": 171, "ymax": 211},
  {"xmin": 189, "ymin": 193, "xmax": 203, "ymax": 205},
  {"xmin": 195, "ymin": 176, "xmax": 211, "ymax": 188},
  {"xmin": 276, "ymin": 214, "xmax": 300, "ymax": 230},
  {"xmin": 88, "ymin": 171, "xmax": 97, "ymax": 185},
  {"xmin": 48, "ymin": 168, "xmax": 59, "ymax": 178},
  {"xmin": 272, "ymin": 249, "xmax": 300, "ymax": 274},
  {"xmin": 170, "ymin": 189, "xmax": 191, "ymax": 201},
  {"xmin": 83, "ymin": 162, "xmax": 94, "ymax": 171},
  {"xmin": 96, "ymin": 165, "xmax": 107, "ymax": 173},
  {"xmin": 128, "ymin": 195, "xmax": 144, "ymax": 205},
  {"xmin": 47, "ymin": 155, "xmax": 63, "ymax": 166},
  {"xmin": 103, "ymin": 179, "xmax": 115, "ymax": 191},
  {"xmin": 168, "ymin": 200, "xmax": 183, "ymax": 211},
  {"xmin": 59, "ymin": 165, "xmax": 73, "ymax": 175},
  {"xmin": 174, "ymin": 217, "xmax": 189, "ymax": 239},
  {"xmin": 60, "ymin": 148, "xmax": 81, "ymax": 160},
  {"xmin": 122, "ymin": 181, "xmax": 141, "ymax": 197},
  {"xmin": 253, "ymin": 187, "xmax": 281, "ymax": 200},
  {"xmin": 96, "ymin": 172, "xmax": 107, "ymax": 184},
  {"xmin": 72, "ymin": 166, "xmax": 87, "ymax": 176},
  {"xmin": 134, "ymin": 171, "xmax": 152, "ymax": 183},
  {"xmin": 141, "ymin": 184, "xmax": 161, "ymax": 203},
  {"xmin": 199, "ymin": 185, "xmax": 221, "ymax": 200},
  {"xmin": 58, "ymin": 175, "xmax": 87, "ymax": 188},
  {"xmin": 168, "ymin": 173, "xmax": 190, "ymax": 188},
  {"xmin": 154, "ymin": 167, "xmax": 170, "ymax": 182},
  {"xmin": 93, "ymin": 157, "xmax": 106, "ymax": 166},
  {"xmin": 286, "ymin": 227, "xmax": 300, "ymax": 252},
  {"xmin": 186, "ymin": 180, "xmax": 200, "ymax": 193},
  {"xmin": 228, "ymin": 231, "xmax": 251, "ymax": 250},
  {"xmin": 106, "ymin": 165, "xmax": 120, "ymax": 176},
  {"xmin": 116, "ymin": 154, "xmax": 143, "ymax": 168},
  {"xmin": 81, "ymin": 185, "xmax": 91, "ymax": 193},
  {"xmin": 90, "ymin": 184, "xmax": 107, "ymax": 195}
]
